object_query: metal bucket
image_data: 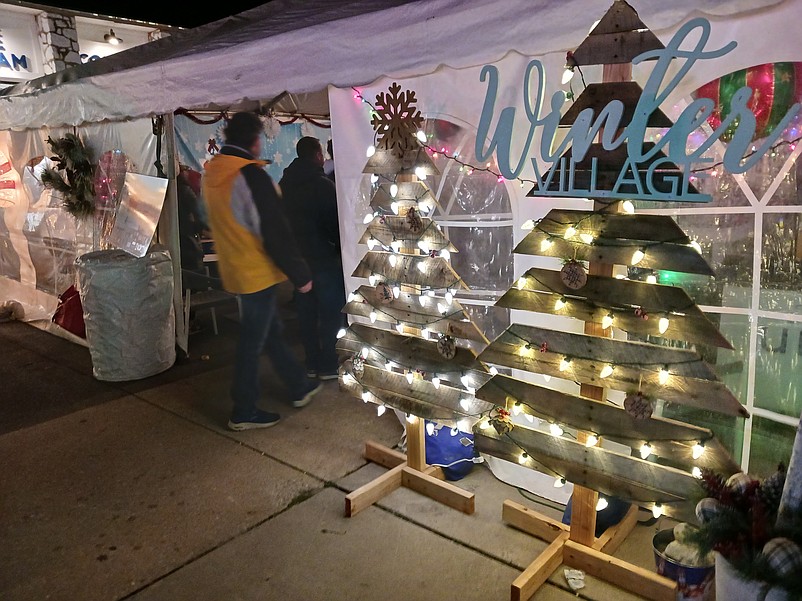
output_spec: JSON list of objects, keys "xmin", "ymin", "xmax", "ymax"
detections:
[{"xmin": 652, "ymin": 528, "xmax": 715, "ymax": 601}]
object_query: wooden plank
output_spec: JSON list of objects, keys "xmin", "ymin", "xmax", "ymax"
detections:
[
  {"xmin": 511, "ymin": 532, "xmax": 568, "ymax": 601},
  {"xmin": 345, "ymin": 463, "xmax": 404, "ymax": 517},
  {"xmin": 572, "ymin": 29, "xmax": 665, "ymax": 66},
  {"xmin": 358, "ymin": 216, "xmax": 455, "ymax": 252},
  {"xmin": 477, "ymin": 374, "xmax": 741, "ymax": 474},
  {"xmin": 337, "ymin": 323, "xmax": 489, "ymax": 384},
  {"xmin": 534, "ymin": 209, "xmax": 691, "ymax": 244},
  {"xmin": 363, "ymin": 147, "xmax": 439, "ymax": 177},
  {"xmin": 563, "ymin": 540, "xmax": 677, "ymax": 601},
  {"xmin": 478, "ymin": 329, "xmax": 747, "ymax": 417},
  {"xmin": 371, "ymin": 180, "xmax": 438, "ymax": 206},
  {"xmin": 339, "ymin": 362, "xmax": 493, "ymax": 429},
  {"xmin": 593, "ymin": 503, "xmax": 639, "ymax": 554},
  {"xmin": 401, "ymin": 466, "xmax": 475, "ymax": 514},
  {"xmin": 364, "ymin": 440, "xmax": 407, "ymax": 469},
  {"xmin": 502, "ymin": 500, "xmax": 569, "ymax": 542},
  {"xmin": 514, "ymin": 231, "xmax": 714, "ymax": 276},
  {"xmin": 352, "ymin": 251, "xmax": 469, "ymax": 290},
  {"xmin": 502, "ymin": 268, "xmax": 733, "ymax": 349},
  {"xmin": 569, "ymin": 486, "xmax": 598, "ymax": 546},
  {"xmin": 344, "ymin": 285, "xmax": 487, "ymax": 343},
  {"xmin": 587, "ymin": 0, "xmax": 654, "ymax": 36},
  {"xmin": 474, "ymin": 429, "xmax": 701, "ymax": 521},
  {"xmin": 406, "ymin": 415, "xmax": 427, "ymax": 471},
  {"xmin": 560, "ymin": 87, "xmax": 673, "ymax": 128}
]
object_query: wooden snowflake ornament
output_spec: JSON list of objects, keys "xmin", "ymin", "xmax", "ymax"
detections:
[
  {"xmin": 374, "ymin": 282, "xmax": 394, "ymax": 304},
  {"xmin": 560, "ymin": 260, "xmax": 587, "ymax": 290},
  {"xmin": 371, "ymin": 82, "xmax": 424, "ymax": 158},
  {"xmin": 436, "ymin": 334, "xmax": 457, "ymax": 359}
]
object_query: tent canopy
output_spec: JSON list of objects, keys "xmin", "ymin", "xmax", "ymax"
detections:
[{"xmin": 0, "ymin": 0, "xmax": 783, "ymax": 131}]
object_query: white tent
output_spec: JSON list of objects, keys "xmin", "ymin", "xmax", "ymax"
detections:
[{"xmin": 0, "ymin": 0, "xmax": 783, "ymax": 130}]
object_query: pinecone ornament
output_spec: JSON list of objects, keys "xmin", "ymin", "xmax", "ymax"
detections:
[{"xmin": 758, "ymin": 469, "xmax": 787, "ymax": 514}]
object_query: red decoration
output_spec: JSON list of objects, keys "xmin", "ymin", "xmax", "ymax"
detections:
[{"xmin": 693, "ymin": 62, "xmax": 802, "ymax": 142}]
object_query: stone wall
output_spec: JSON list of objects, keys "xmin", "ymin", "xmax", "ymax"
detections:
[{"xmin": 36, "ymin": 12, "xmax": 81, "ymax": 74}]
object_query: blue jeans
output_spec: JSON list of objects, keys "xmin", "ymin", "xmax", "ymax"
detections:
[
  {"xmin": 231, "ymin": 284, "xmax": 308, "ymax": 418},
  {"xmin": 294, "ymin": 267, "xmax": 346, "ymax": 374}
]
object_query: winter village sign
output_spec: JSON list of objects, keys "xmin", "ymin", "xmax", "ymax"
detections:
[{"xmin": 475, "ymin": 18, "xmax": 802, "ymax": 202}]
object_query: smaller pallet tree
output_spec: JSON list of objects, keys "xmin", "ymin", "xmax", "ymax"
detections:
[{"xmin": 336, "ymin": 82, "xmax": 493, "ymax": 517}]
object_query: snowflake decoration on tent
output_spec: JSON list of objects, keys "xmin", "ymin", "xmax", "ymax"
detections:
[
  {"xmin": 371, "ymin": 82, "xmax": 423, "ymax": 158},
  {"xmin": 260, "ymin": 113, "xmax": 281, "ymax": 141}
]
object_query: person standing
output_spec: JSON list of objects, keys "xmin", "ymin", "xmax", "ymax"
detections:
[
  {"xmin": 202, "ymin": 113, "xmax": 321, "ymax": 430},
  {"xmin": 279, "ymin": 136, "xmax": 346, "ymax": 381}
]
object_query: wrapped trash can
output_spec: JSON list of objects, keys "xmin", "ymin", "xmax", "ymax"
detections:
[{"xmin": 76, "ymin": 247, "xmax": 175, "ymax": 381}]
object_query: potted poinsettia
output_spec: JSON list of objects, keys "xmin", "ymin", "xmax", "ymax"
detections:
[{"xmin": 687, "ymin": 412, "xmax": 802, "ymax": 600}]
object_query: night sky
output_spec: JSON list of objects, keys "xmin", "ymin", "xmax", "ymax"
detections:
[{"xmin": 54, "ymin": 1, "xmax": 270, "ymax": 29}]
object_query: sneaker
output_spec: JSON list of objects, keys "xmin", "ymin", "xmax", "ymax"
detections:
[
  {"xmin": 293, "ymin": 381, "xmax": 323, "ymax": 408},
  {"xmin": 227, "ymin": 409, "xmax": 281, "ymax": 431},
  {"xmin": 318, "ymin": 371, "xmax": 339, "ymax": 381}
]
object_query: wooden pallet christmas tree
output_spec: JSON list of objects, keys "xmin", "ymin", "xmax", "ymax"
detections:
[
  {"xmin": 472, "ymin": 2, "xmax": 745, "ymax": 599},
  {"xmin": 337, "ymin": 82, "xmax": 493, "ymax": 517}
]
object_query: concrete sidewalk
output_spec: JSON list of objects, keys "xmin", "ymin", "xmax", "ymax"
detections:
[{"xmin": 1, "ymin": 307, "xmax": 669, "ymax": 601}]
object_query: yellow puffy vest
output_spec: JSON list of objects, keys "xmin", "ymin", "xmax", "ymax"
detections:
[{"xmin": 201, "ymin": 154, "xmax": 288, "ymax": 294}]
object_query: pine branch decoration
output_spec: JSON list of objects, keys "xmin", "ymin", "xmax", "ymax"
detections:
[{"xmin": 41, "ymin": 133, "xmax": 96, "ymax": 218}]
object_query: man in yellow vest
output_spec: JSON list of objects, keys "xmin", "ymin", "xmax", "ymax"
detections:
[{"xmin": 202, "ymin": 112, "xmax": 322, "ymax": 430}]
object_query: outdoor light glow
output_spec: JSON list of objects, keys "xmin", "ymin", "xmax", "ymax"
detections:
[
  {"xmin": 368, "ymin": 274, "xmax": 378, "ymax": 286},
  {"xmin": 489, "ymin": 366, "xmax": 498, "ymax": 376},
  {"xmin": 622, "ymin": 200, "xmax": 635, "ymax": 214},
  {"xmin": 690, "ymin": 240, "xmax": 702, "ymax": 253},
  {"xmin": 370, "ymin": 174, "xmax": 379, "ymax": 184},
  {"xmin": 579, "ymin": 233, "xmax": 595, "ymax": 245},
  {"xmin": 585, "ymin": 434, "xmax": 599, "ymax": 447},
  {"xmin": 658, "ymin": 316, "xmax": 670, "ymax": 334},
  {"xmin": 366, "ymin": 145, "xmax": 376, "ymax": 157},
  {"xmin": 405, "ymin": 372, "xmax": 414, "ymax": 384},
  {"xmin": 512, "ymin": 402, "xmax": 522, "ymax": 416},
  {"xmin": 599, "ymin": 364, "xmax": 614, "ymax": 378},
  {"xmin": 631, "ymin": 248, "xmax": 645, "ymax": 265},
  {"xmin": 549, "ymin": 423, "xmax": 564, "ymax": 437},
  {"xmin": 362, "ymin": 390, "xmax": 371, "ymax": 402},
  {"xmin": 659, "ymin": 367, "xmax": 670, "ymax": 385},
  {"xmin": 336, "ymin": 328, "xmax": 347, "ymax": 339},
  {"xmin": 377, "ymin": 405, "xmax": 386, "ymax": 416},
  {"xmin": 437, "ymin": 302, "xmax": 447, "ymax": 314},
  {"xmin": 390, "ymin": 183, "xmax": 398, "ymax": 198},
  {"xmin": 640, "ymin": 442, "xmax": 653, "ymax": 459},
  {"xmin": 524, "ymin": 413, "xmax": 535, "ymax": 424},
  {"xmin": 561, "ymin": 68, "xmax": 575, "ymax": 84},
  {"xmin": 692, "ymin": 466, "xmax": 702, "ymax": 478},
  {"xmin": 646, "ymin": 274, "xmax": 657, "ymax": 284},
  {"xmin": 417, "ymin": 261, "xmax": 427, "ymax": 273},
  {"xmin": 393, "ymin": 286, "xmax": 400, "ymax": 298},
  {"xmin": 414, "ymin": 167, "xmax": 427, "ymax": 180},
  {"xmin": 390, "ymin": 240, "xmax": 402, "ymax": 252},
  {"xmin": 406, "ymin": 413, "xmax": 416, "ymax": 423},
  {"xmin": 518, "ymin": 452, "xmax": 529, "ymax": 465},
  {"xmin": 342, "ymin": 373, "xmax": 356, "ymax": 385},
  {"xmin": 369, "ymin": 311, "xmax": 377, "ymax": 323},
  {"xmin": 652, "ymin": 504, "xmax": 664, "ymax": 518},
  {"xmin": 596, "ymin": 497, "xmax": 609, "ymax": 511},
  {"xmin": 540, "ymin": 238, "xmax": 554, "ymax": 252},
  {"xmin": 460, "ymin": 398, "xmax": 472, "ymax": 411},
  {"xmin": 385, "ymin": 361, "xmax": 393, "ymax": 371},
  {"xmin": 395, "ymin": 323, "xmax": 404, "ymax": 333},
  {"xmin": 517, "ymin": 276, "xmax": 527, "ymax": 290},
  {"xmin": 389, "ymin": 254, "xmax": 397, "ymax": 267},
  {"xmin": 390, "ymin": 201, "xmax": 399, "ymax": 215},
  {"xmin": 521, "ymin": 219, "xmax": 535, "ymax": 230},
  {"xmin": 692, "ymin": 442, "xmax": 705, "ymax": 459},
  {"xmin": 361, "ymin": 346, "xmax": 370, "ymax": 359},
  {"xmin": 445, "ymin": 291, "xmax": 453, "ymax": 304},
  {"xmin": 440, "ymin": 249, "xmax": 451, "ymax": 261},
  {"xmin": 418, "ymin": 296, "xmax": 427, "ymax": 307},
  {"xmin": 367, "ymin": 237, "xmax": 378, "ymax": 250},
  {"xmin": 480, "ymin": 420, "xmax": 491, "ymax": 429},
  {"xmin": 554, "ymin": 476, "xmax": 566, "ymax": 488},
  {"xmin": 416, "ymin": 130, "xmax": 427, "ymax": 143},
  {"xmin": 554, "ymin": 297, "xmax": 567, "ymax": 310},
  {"xmin": 426, "ymin": 422, "xmax": 435, "ymax": 436},
  {"xmin": 602, "ymin": 313, "xmax": 614, "ymax": 330},
  {"xmin": 432, "ymin": 377, "xmax": 441, "ymax": 389},
  {"xmin": 363, "ymin": 213, "xmax": 375, "ymax": 224},
  {"xmin": 559, "ymin": 357, "xmax": 571, "ymax": 372},
  {"xmin": 460, "ymin": 374, "xmax": 473, "ymax": 388},
  {"xmin": 563, "ymin": 225, "xmax": 577, "ymax": 239}
]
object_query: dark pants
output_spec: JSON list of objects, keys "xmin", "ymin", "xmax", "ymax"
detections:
[
  {"xmin": 231, "ymin": 284, "xmax": 308, "ymax": 418},
  {"xmin": 294, "ymin": 267, "xmax": 346, "ymax": 374}
]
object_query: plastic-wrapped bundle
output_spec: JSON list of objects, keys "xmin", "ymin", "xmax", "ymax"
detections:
[{"xmin": 76, "ymin": 247, "xmax": 175, "ymax": 381}]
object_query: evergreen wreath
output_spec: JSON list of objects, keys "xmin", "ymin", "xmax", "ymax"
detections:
[{"xmin": 40, "ymin": 133, "xmax": 96, "ymax": 218}]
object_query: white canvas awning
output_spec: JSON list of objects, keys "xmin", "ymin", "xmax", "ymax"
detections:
[{"xmin": 0, "ymin": 0, "xmax": 784, "ymax": 131}]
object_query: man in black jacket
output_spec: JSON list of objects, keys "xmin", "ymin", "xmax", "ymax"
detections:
[{"xmin": 279, "ymin": 136, "xmax": 345, "ymax": 380}]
